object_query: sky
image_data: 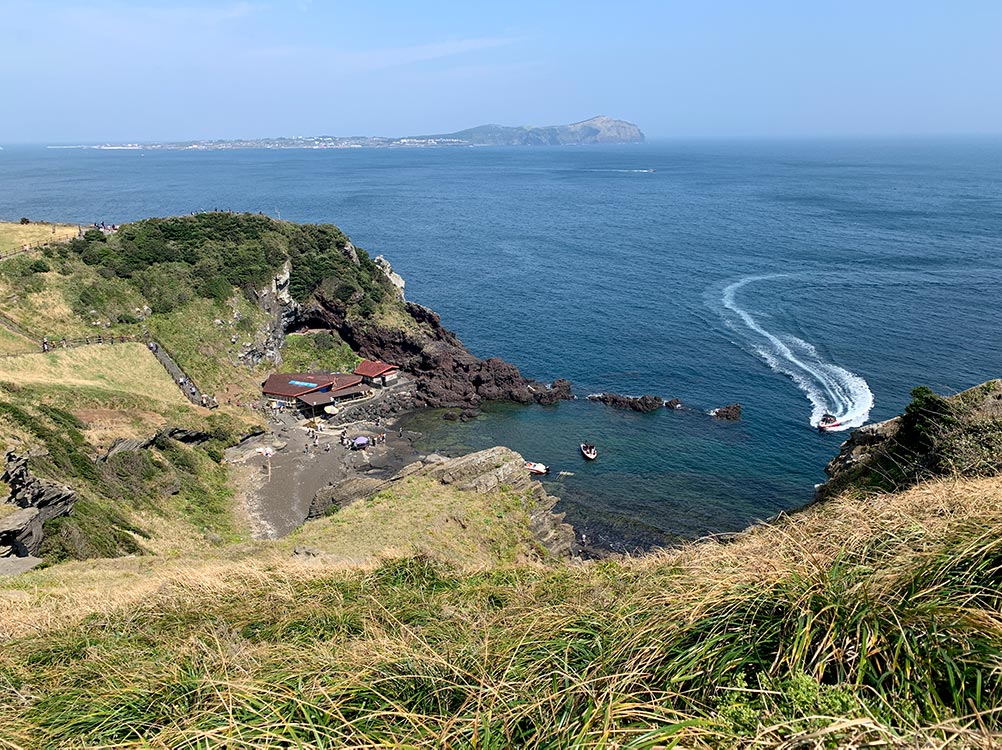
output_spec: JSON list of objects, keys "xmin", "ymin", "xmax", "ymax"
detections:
[{"xmin": 2, "ymin": 0, "xmax": 1001, "ymax": 142}]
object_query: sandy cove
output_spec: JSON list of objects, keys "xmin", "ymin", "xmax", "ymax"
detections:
[{"xmin": 227, "ymin": 413, "xmax": 424, "ymax": 539}]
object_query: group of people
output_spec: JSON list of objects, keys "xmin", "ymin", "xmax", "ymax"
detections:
[{"xmin": 40, "ymin": 334, "xmax": 132, "ymax": 352}]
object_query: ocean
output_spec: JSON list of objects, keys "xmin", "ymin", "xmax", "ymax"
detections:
[{"xmin": 2, "ymin": 138, "xmax": 1001, "ymax": 549}]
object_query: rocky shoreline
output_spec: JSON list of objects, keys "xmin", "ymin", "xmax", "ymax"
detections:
[{"xmin": 227, "ymin": 410, "xmax": 578, "ymax": 558}]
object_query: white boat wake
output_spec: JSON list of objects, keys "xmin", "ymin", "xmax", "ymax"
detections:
[{"xmin": 720, "ymin": 275, "xmax": 873, "ymax": 431}]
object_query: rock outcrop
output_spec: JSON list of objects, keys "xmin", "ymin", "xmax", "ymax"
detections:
[
  {"xmin": 373, "ymin": 255, "xmax": 405, "ymax": 300},
  {"xmin": 101, "ymin": 426, "xmax": 212, "ymax": 461},
  {"xmin": 817, "ymin": 380, "xmax": 1002, "ymax": 501},
  {"xmin": 307, "ymin": 447, "xmax": 577, "ymax": 559},
  {"xmin": 824, "ymin": 417, "xmax": 901, "ymax": 479},
  {"xmin": 587, "ymin": 393, "xmax": 666, "ymax": 413},
  {"xmin": 426, "ymin": 447, "xmax": 577, "ymax": 559},
  {"xmin": 710, "ymin": 404, "xmax": 742, "ymax": 421},
  {"xmin": 0, "ymin": 452, "xmax": 76, "ymax": 559},
  {"xmin": 297, "ymin": 296, "xmax": 573, "ymax": 409}
]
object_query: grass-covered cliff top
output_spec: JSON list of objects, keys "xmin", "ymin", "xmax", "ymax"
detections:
[
  {"xmin": 1, "ymin": 468, "xmax": 1000, "ymax": 747},
  {"xmin": 0, "ymin": 214, "xmax": 398, "ymax": 399}
]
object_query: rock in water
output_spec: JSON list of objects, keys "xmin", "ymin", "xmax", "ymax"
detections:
[
  {"xmin": 710, "ymin": 404, "xmax": 742, "ymax": 421},
  {"xmin": 587, "ymin": 393, "xmax": 665, "ymax": 413}
]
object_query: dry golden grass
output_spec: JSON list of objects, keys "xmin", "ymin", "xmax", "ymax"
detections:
[
  {"xmin": 0, "ymin": 281, "xmax": 96, "ymax": 339},
  {"xmin": 73, "ymin": 406, "xmax": 168, "ymax": 445},
  {"xmin": 0, "ymin": 220, "xmax": 78, "ymax": 254},
  {"xmin": 0, "ymin": 323, "xmax": 34, "ymax": 354},
  {"xmin": 0, "ymin": 343, "xmax": 189, "ymax": 403},
  {"xmin": 0, "ymin": 554, "xmax": 282, "ymax": 640},
  {"xmin": 4, "ymin": 472, "xmax": 1000, "ymax": 646},
  {"xmin": 627, "ymin": 474, "xmax": 1002, "ymax": 607},
  {"xmin": 282, "ymin": 474, "xmax": 540, "ymax": 569}
]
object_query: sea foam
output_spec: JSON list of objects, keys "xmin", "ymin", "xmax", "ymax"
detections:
[{"xmin": 721, "ymin": 275, "xmax": 873, "ymax": 430}]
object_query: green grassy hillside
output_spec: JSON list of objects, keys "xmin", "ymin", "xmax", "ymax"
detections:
[
  {"xmin": 0, "ymin": 213, "xmax": 398, "ymax": 400},
  {"xmin": 0, "ymin": 472, "xmax": 1000, "ymax": 747},
  {"xmin": 0, "ymin": 345, "xmax": 258, "ymax": 561}
]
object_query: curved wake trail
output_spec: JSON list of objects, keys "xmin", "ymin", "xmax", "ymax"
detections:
[{"xmin": 721, "ymin": 275, "xmax": 873, "ymax": 430}]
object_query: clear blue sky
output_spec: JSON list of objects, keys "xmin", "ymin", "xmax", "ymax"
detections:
[{"xmin": 2, "ymin": 1, "xmax": 1001, "ymax": 142}]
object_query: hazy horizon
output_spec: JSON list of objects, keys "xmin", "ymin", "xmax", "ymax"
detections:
[{"xmin": 2, "ymin": 1, "xmax": 1001, "ymax": 143}]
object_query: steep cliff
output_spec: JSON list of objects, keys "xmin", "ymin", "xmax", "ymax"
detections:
[
  {"xmin": 296, "ymin": 291, "xmax": 572, "ymax": 409},
  {"xmin": 819, "ymin": 380, "xmax": 1002, "ymax": 499}
]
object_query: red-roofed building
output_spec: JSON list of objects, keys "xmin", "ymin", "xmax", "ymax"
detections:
[
  {"xmin": 354, "ymin": 359, "xmax": 400, "ymax": 387},
  {"xmin": 261, "ymin": 372, "xmax": 368, "ymax": 410}
]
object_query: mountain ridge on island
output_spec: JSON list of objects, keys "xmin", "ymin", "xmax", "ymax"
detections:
[{"xmin": 56, "ymin": 115, "xmax": 645, "ymax": 150}]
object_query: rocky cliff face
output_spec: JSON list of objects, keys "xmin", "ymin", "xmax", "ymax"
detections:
[
  {"xmin": 0, "ymin": 453, "xmax": 76, "ymax": 560},
  {"xmin": 824, "ymin": 417, "xmax": 902, "ymax": 481},
  {"xmin": 297, "ymin": 292, "xmax": 572, "ymax": 409},
  {"xmin": 818, "ymin": 380, "xmax": 1002, "ymax": 500}
]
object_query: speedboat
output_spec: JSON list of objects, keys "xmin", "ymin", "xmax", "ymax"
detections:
[
  {"xmin": 580, "ymin": 443, "xmax": 597, "ymax": 460},
  {"xmin": 818, "ymin": 414, "xmax": 841, "ymax": 432},
  {"xmin": 525, "ymin": 461, "xmax": 549, "ymax": 475}
]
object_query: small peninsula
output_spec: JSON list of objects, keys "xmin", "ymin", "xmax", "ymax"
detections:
[{"xmin": 51, "ymin": 115, "xmax": 645, "ymax": 151}]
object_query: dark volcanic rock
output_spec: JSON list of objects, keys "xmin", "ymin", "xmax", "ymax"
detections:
[
  {"xmin": 0, "ymin": 452, "xmax": 77, "ymax": 558},
  {"xmin": 665, "ymin": 398, "xmax": 682, "ymax": 410},
  {"xmin": 101, "ymin": 426, "xmax": 212, "ymax": 461},
  {"xmin": 587, "ymin": 392, "xmax": 665, "ymax": 413},
  {"xmin": 534, "ymin": 378, "xmax": 573, "ymax": 405},
  {"xmin": 297, "ymin": 295, "xmax": 573, "ymax": 409},
  {"xmin": 711, "ymin": 403, "xmax": 742, "ymax": 421}
]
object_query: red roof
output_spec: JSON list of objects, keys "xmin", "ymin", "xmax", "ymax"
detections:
[
  {"xmin": 261, "ymin": 372, "xmax": 362, "ymax": 398},
  {"xmin": 354, "ymin": 360, "xmax": 399, "ymax": 378}
]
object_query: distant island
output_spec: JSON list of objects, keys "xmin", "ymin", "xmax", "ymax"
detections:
[{"xmin": 48, "ymin": 115, "xmax": 644, "ymax": 150}]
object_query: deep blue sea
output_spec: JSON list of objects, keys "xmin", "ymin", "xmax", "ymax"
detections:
[{"xmin": 2, "ymin": 139, "xmax": 1001, "ymax": 549}]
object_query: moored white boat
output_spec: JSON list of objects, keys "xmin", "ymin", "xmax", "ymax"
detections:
[
  {"xmin": 525, "ymin": 461, "xmax": 549, "ymax": 475},
  {"xmin": 580, "ymin": 443, "xmax": 597, "ymax": 460}
]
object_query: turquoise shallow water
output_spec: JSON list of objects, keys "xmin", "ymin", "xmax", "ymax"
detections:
[{"xmin": 2, "ymin": 138, "xmax": 1001, "ymax": 549}]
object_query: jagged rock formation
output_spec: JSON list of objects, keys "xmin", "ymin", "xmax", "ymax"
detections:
[
  {"xmin": 100, "ymin": 426, "xmax": 212, "ymax": 461},
  {"xmin": 0, "ymin": 452, "xmax": 76, "ymax": 560},
  {"xmin": 587, "ymin": 393, "xmax": 666, "ymax": 413},
  {"xmin": 423, "ymin": 447, "xmax": 576, "ymax": 558},
  {"xmin": 818, "ymin": 380, "xmax": 1002, "ymax": 500},
  {"xmin": 373, "ymin": 255, "xmax": 405, "ymax": 300},
  {"xmin": 308, "ymin": 447, "xmax": 577, "ymax": 559},
  {"xmin": 710, "ymin": 404, "xmax": 742, "ymax": 421},
  {"xmin": 824, "ymin": 417, "xmax": 902, "ymax": 479},
  {"xmin": 297, "ymin": 295, "xmax": 572, "ymax": 409}
]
